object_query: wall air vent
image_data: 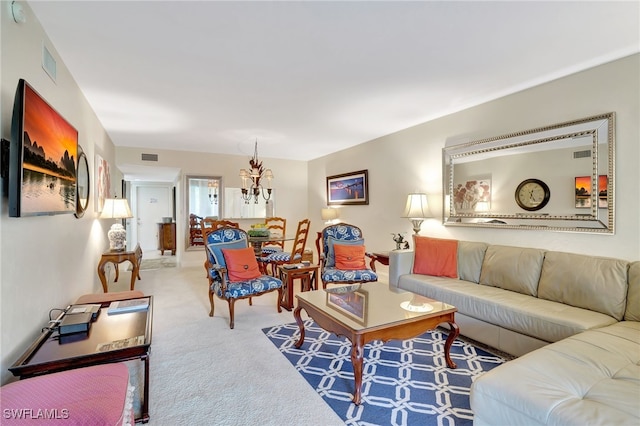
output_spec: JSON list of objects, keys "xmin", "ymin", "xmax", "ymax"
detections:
[
  {"xmin": 141, "ymin": 153, "xmax": 158, "ymax": 162},
  {"xmin": 573, "ymin": 149, "xmax": 591, "ymax": 159},
  {"xmin": 42, "ymin": 44, "xmax": 56, "ymax": 82}
]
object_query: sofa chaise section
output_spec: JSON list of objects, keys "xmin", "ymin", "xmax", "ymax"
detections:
[{"xmin": 470, "ymin": 321, "xmax": 640, "ymax": 426}]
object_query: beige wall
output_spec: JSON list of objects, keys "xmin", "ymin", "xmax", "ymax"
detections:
[
  {"xmin": 308, "ymin": 54, "xmax": 640, "ymax": 261},
  {"xmin": 115, "ymin": 147, "xmax": 308, "ymax": 267},
  {"xmin": 0, "ymin": 3, "xmax": 120, "ymax": 382},
  {"xmin": 1, "ymin": 0, "xmax": 638, "ymax": 388}
]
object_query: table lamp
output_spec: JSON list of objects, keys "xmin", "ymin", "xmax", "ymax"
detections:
[
  {"xmin": 402, "ymin": 193, "xmax": 431, "ymax": 234},
  {"xmin": 100, "ymin": 198, "xmax": 133, "ymax": 251},
  {"xmin": 321, "ymin": 207, "xmax": 339, "ymax": 224}
]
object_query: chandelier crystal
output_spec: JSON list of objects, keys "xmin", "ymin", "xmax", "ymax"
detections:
[{"xmin": 239, "ymin": 140, "xmax": 273, "ymax": 204}]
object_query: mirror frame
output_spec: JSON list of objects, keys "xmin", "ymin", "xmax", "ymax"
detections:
[
  {"xmin": 74, "ymin": 146, "xmax": 90, "ymax": 218},
  {"xmin": 442, "ymin": 112, "xmax": 615, "ymax": 234},
  {"xmin": 185, "ymin": 175, "xmax": 223, "ymax": 250}
]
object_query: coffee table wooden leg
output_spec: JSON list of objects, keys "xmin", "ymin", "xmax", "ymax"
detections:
[
  {"xmin": 443, "ymin": 321, "xmax": 459, "ymax": 369},
  {"xmin": 293, "ymin": 306, "xmax": 306, "ymax": 348},
  {"xmin": 351, "ymin": 335, "xmax": 364, "ymax": 405}
]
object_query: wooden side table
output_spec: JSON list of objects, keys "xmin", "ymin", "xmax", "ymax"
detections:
[
  {"xmin": 97, "ymin": 245, "xmax": 142, "ymax": 293},
  {"xmin": 278, "ymin": 265, "xmax": 319, "ymax": 311},
  {"xmin": 369, "ymin": 251, "xmax": 390, "ymax": 271}
]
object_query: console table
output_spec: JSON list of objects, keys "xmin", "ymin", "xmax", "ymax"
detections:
[
  {"xmin": 97, "ymin": 244, "xmax": 142, "ymax": 293},
  {"xmin": 9, "ymin": 296, "xmax": 154, "ymax": 422}
]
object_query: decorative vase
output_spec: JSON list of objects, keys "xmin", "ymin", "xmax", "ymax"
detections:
[{"xmin": 108, "ymin": 223, "xmax": 127, "ymax": 251}]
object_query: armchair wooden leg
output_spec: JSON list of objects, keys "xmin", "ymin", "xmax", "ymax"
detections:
[
  {"xmin": 249, "ymin": 297, "xmax": 253, "ymax": 306},
  {"xmin": 208, "ymin": 289, "xmax": 215, "ymax": 317},
  {"xmin": 276, "ymin": 288, "xmax": 283, "ymax": 313},
  {"xmin": 228, "ymin": 299, "xmax": 235, "ymax": 329}
]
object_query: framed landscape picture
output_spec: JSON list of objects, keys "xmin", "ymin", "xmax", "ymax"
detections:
[
  {"xmin": 575, "ymin": 175, "xmax": 608, "ymax": 209},
  {"xmin": 326, "ymin": 169, "xmax": 369, "ymax": 205}
]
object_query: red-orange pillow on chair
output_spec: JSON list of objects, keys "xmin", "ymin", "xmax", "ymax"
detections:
[
  {"xmin": 221, "ymin": 247, "xmax": 262, "ymax": 282},
  {"xmin": 334, "ymin": 244, "xmax": 367, "ymax": 270},
  {"xmin": 413, "ymin": 236, "xmax": 458, "ymax": 278}
]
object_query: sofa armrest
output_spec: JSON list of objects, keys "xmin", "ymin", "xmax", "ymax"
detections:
[{"xmin": 389, "ymin": 249, "xmax": 414, "ymax": 288}]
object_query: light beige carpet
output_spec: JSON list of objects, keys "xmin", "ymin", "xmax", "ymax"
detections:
[{"xmin": 108, "ymin": 265, "xmax": 344, "ymax": 425}]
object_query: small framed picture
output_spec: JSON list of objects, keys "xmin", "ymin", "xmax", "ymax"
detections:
[
  {"xmin": 575, "ymin": 175, "xmax": 608, "ymax": 209},
  {"xmin": 326, "ymin": 169, "xmax": 369, "ymax": 205}
]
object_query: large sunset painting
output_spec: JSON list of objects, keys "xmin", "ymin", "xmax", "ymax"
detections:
[{"xmin": 20, "ymin": 82, "xmax": 78, "ymax": 215}]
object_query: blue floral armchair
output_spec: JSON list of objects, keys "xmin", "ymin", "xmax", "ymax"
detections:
[
  {"xmin": 204, "ymin": 226, "xmax": 283, "ymax": 329},
  {"xmin": 316, "ymin": 223, "xmax": 378, "ymax": 288}
]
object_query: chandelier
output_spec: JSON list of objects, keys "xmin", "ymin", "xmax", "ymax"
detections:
[
  {"xmin": 208, "ymin": 180, "xmax": 218, "ymax": 205},
  {"xmin": 239, "ymin": 140, "xmax": 274, "ymax": 204}
]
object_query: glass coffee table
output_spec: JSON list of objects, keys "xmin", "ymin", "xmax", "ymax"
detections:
[{"xmin": 293, "ymin": 282, "xmax": 459, "ymax": 405}]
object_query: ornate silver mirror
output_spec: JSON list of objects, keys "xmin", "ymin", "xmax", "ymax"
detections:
[{"xmin": 443, "ymin": 112, "xmax": 615, "ymax": 234}]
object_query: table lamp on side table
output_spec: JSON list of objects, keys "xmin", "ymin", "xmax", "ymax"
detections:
[
  {"xmin": 100, "ymin": 198, "xmax": 133, "ymax": 251},
  {"xmin": 402, "ymin": 193, "xmax": 431, "ymax": 235}
]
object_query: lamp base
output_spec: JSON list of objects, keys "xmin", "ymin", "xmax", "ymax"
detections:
[
  {"xmin": 410, "ymin": 219, "xmax": 424, "ymax": 235},
  {"xmin": 107, "ymin": 223, "xmax": 127, "ymax": 251}
]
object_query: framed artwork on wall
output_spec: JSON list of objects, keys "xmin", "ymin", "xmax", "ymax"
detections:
[
  {"xmin": 575, "ymin": 175, "xmax": 608, "ymax": 209},
  {"xmin": 326, "ymin": 169, "xmax": 369, "ymax": 205},
  {"xmin": 453, "ymin": 179, "xmax": 491, "ymax": 213},
  {"xmin": 95, "ymin": 153, "xmax": 111, "ymax": 213}
]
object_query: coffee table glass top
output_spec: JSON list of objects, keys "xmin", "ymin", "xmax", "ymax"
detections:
[{"xmin": 296, "ymin": 281, "xmax": 455, "ymax": 330}]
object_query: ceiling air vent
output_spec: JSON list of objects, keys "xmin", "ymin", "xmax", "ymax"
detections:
[
  {"xmin": 573, "ymin": 149, "xmax": 591, "ymax": 159},
  {"xmin": 141, "ymin": 153, "xmax": 158, "ymax": 162}
]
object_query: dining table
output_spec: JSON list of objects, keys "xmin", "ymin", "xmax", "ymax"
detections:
[{"xmin": 247, "ymin": 234, "xmax": 295, "ymax": 256}]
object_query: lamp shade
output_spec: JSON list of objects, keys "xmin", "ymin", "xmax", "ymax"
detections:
[
  {"xmin": 402, "ymin": 193, "xmax": 431, "ymax": 219},
  {"xmin": 321, "ymin": 208, "xmax": 339, "ymax": 221},
  {"xmin": 100, "ymin": 198, "xmax": 133, "ymax": 219}
]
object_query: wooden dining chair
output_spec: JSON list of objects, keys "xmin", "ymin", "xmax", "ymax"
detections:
[
  {"xmin": 201, "ymin": 218, "xmax": 239, "ymax": 230},
  {"xmin": 261, "ymin": 217, "xmax": 287, "ymax": 255},
  {"xmin": 259, "ymin": 219, "xmax": 310, "ymax": 276}
]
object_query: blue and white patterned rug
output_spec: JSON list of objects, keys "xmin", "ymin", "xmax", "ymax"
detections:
[{"xmin": 263, "ymin": 320, "xmax": 506, "ymax": 426}]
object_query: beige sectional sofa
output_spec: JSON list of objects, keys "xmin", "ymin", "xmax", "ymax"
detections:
[{"xmin": 389, "ymin": 242, "xmax": 640, "ymax": 425}]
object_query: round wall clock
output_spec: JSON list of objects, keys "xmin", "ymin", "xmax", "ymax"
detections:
[
  {"xmin": 515, "ymin": 178, "xmax": 550, "ymax": 211},
  {"xmin": 75, "ymin": 147, "xmax": 90, "ymax": 218}
]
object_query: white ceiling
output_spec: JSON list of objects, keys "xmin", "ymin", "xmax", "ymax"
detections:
[{"xmin": 27, "ymin": 1, "xmax": 639, "ymax": 167}]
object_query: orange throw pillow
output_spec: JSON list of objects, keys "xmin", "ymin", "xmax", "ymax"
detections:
[
  {"xmin": 413, "ymin": 236, "xmax": 458, "ymax": 278},
  {"xmin": 221, "ymin": 247, "xmax": 261, "ymax": 282},
  {"xmin": 334, "ymin": 244, "xmax": 367, "ymax": 270}
]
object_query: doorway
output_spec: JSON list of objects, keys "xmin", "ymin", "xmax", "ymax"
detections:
[{"xmin": 135, "ymin": 185, "xmax": 173, "ymax": 253}]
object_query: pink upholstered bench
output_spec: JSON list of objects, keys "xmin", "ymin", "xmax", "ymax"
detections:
[
  {"xmin": 75, "ymin": 290, "xmax": 144, "ymax": 305},
  {"xmin": 0, "ymin": 363, "xmax": 133, "ymax": 425}
]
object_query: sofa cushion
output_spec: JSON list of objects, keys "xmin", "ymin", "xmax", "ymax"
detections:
[
  {"xmin": 397, "ymin": 274, "xmax": 616, "ymax": 343},
  {"xmin": 479, "ymin": 245, "xmax": 545, "ymax": 296},
  {"xmin": 457, "ymin": 241, "xmax": 488, "ymax": 283},
  {"xmin": 471, "ymin": 321, "xmax": 640, "ymax": 426},
  {"xmin": 413, "ymin": 236, "xmax": 458, "ymax": 278},
  {"xmin": 538, "ymin": 251, "xmax": 629, "ymax": 321},
  {"xmin": 625, "ymin": 261, "xmax": 640, "ymax": 321}
]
